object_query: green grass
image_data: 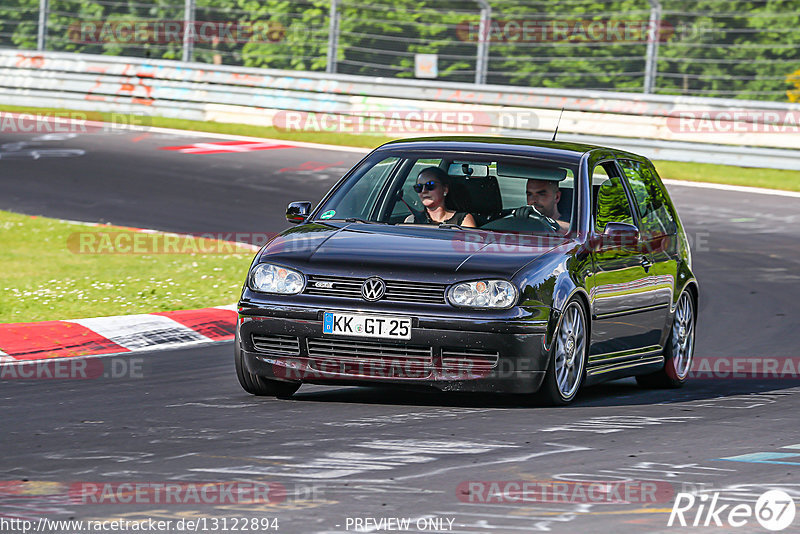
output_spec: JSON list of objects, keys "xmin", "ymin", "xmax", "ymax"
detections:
[
  {"xmin": 4, "ymin": 104, "xmax": 799, "ymax": 191},
  {"xmin": 653, "ymin": 160, "xmax": 800, "ymax": 192},
  {"xmin": 0, "ymin": 210, "xmax": 254, "ymax": 323}
]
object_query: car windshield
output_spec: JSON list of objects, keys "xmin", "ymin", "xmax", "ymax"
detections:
[{"xmin": 313, "ymin": 151, "xmax": 578, "ymax": 235}]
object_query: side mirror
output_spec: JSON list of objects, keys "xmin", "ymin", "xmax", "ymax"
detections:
[
  {"xmin": 602, "ymin": 222, "xmax": 640, "ymax": 248},
  {"xmin": 286, "ymin": 201, "xmax": 312, "ymax": 224}
]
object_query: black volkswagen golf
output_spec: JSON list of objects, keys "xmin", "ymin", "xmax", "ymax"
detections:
[{"xmin": 235, "ymin": 137, "xmax": 698, "ymax": 405}]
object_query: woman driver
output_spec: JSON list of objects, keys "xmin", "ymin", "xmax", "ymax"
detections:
[{"xmin": 405, "ymin": 167, "xmax": 476, "ymax": 227}]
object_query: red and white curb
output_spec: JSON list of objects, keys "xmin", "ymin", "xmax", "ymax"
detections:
[
  {"xmin": 0, "ymin": 305, "xmax": 237, "ymax": 362},
  {"xmin": 1, "ymin": 216, "xmax": 255, "ymax": 364},
  {"xmin": 158, "ymin": 140, "xmax": 296, "ymax": 154}
]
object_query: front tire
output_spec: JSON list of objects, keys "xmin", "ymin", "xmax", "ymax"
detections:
[
  {"xmin": 234, "ymin": 329, "xmax": 300, "ymax": 397},
  {"xmin": 536, "ymin": 299, "xmax": 588, "ymax": 405},
  {"xmin": 636, "ymin": 291, "xmax": 696, "ymax": 388}
]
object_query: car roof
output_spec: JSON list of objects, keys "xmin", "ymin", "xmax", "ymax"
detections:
[{"xmin": 376, "ymin": 136, "xmax": 622, "ymax": 164}]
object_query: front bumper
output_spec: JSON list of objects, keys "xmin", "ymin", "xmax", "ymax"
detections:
[{"xmin": 237, "ymin": 305, "xmax": 552, "ymax": 394}]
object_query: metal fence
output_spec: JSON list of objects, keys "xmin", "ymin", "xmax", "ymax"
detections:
[{"xmin": 1, "ymin": 0, "xmax": 799, "ymax": 101}]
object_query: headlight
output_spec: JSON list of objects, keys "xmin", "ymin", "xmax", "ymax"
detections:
[
  {"xmin": 249, "ymin": 263, "xmax": 305, "ymax": 294},
  {"xmin": 447, "ymin": 280, "xmax": 517, "ymax": 309}
]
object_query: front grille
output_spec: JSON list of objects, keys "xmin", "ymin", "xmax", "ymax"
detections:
[
  {"xmin": 306, "ymin": 337, "xmax": 433, "ymax": 378},
  {"xmin": 251, "ymin": 334, "xmax": 301, "ymax": 356},
  {"xmin": 385, "ymin": 280, "xmax": 446, "ymax": 304},
  {"xmin": 305, "ymin": 275, "xmax": 446, "ymax": 304},
  {"xmin": 441, "ymin": 348, "xmax": 500, "ymax": 371}
]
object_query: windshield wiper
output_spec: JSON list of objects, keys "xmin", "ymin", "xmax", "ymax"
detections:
[
  {"xmin": 438, "ymin": 223, "xmax": 471, "ymax": 230},
  {"xmin": 342, "ymin": 218, "xmax": 393, "ymax": 225}
]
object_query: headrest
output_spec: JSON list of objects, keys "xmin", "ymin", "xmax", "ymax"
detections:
[
  {"xmin": 458, "ymin": 175, "xmax": 502, "ymax": 214},
  {"xmin": 496, "ymin": 163, "xmax": 567, "ymax": 182}
]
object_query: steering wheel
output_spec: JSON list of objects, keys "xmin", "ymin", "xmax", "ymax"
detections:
[{"xmin": 482, "ymin": 206, "xmax": 561, "ymax": 234}]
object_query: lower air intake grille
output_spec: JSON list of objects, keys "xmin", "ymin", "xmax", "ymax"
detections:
[
  {"xmin": 306, "ymin": 338, "xmax": 433, "ymax": 378},
  {"xmin": 251, "ymin": 334, "xmax": 301, "ymax": 356},
  {"xmin": 441, "ymin": 348, "xmax": 500, "ymax": 371}
]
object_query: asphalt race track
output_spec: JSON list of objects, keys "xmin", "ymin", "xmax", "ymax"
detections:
[
  {"xmin": 0, "ymin": 130, "xmax": 363, "ymax": 238},
  {"xmin": 2, "ymin": 128, "xmax": 800, "ymax": 533}
]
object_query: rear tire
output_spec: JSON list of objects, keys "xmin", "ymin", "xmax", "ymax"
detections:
[
  {"xmin": 235, "ymin": 329, "xmax": 300, "ymax": 398},
  {"xmin": 535, "ymin": 299, "xmax": 588, "ymax": 405},
  {"xmin": 636, "ymin": 291, "xmax": 695, "ymax": 389}
]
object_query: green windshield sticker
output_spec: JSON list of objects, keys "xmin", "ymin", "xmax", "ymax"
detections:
[{"xmin": 320, "ymin": 210, "xmax": 336, "ymax": 219}]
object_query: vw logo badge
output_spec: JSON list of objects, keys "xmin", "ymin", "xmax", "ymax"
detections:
[{"xmin": 361, "ymin": 277, "xmax": 386, "ymax": 302}]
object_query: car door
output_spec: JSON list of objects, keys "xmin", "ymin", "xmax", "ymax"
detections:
[
  {"xmin": 617, "ymin": 158, "xmax": 679, "ymax": 336},
  {"xmin": 588, "ymin": 160, "xmax": 663, "ymax": 363}
]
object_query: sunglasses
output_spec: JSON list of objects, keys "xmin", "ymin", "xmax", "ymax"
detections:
[{"xmin": 413, "ymin": 180, "xmax": 439, "ymax": 193}]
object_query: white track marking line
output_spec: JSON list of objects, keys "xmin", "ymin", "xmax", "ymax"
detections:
[
  {"xmin": 142, "ymin": 126, "xmax": 372, "ymax": 153},
  {"xmin": 663, "ymin": 179, "xmax": 800, "ymax": 198}
]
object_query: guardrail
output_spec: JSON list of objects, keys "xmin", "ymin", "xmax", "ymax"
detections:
[{"xmin": 2, "ymin": 50, "xmax": 799, "ymax": 170}]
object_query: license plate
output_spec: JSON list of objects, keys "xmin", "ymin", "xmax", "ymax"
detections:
[{"xmin": 322, "ymin": 312, "xmax": 411, "ymax": 340}]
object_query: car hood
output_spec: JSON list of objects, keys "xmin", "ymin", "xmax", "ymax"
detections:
[{"xmin": 259, "ymin": 222, "xmax": 570, "ymax": 279}]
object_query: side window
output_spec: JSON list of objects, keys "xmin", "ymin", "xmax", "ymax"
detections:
[
  {"xmin": 593, "ymin": 162, "xmax": 634, "ymax": 233},
  {"xmin": 618, "ymin": 159, "xmax": 677, "ymax": 238}
]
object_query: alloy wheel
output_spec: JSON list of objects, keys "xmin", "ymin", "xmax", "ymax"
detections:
[
  {"xmin": 670, "ymin": 292, "xmax": 695, "ymax": 380},
  {"xmin": 554, "ymin": 302, "xmax": 586, "ymax": 399}
]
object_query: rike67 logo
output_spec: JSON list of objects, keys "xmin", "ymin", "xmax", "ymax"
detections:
[{"xmin": 668, "ymin": 490, "xmax": 796, "ymax": 531}]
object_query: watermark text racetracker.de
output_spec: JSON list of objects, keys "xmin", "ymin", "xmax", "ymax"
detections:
[
  {"xmin": 667, "ymin": 111, "xmax": 800, "ymax": 134},
  {"xmin": 0, "ymin": 357, "xmax": 144, "ymax": 380},
  {"xmin": 272, "ymin": 110, "xmax": 539, "ymax": 135},
  {"xmin": 458, "ymin": 479, "xmax": 675, "ymax": 504},
  {"xmin": 0, "ymin": 478, "xmax": 323, "ymax": 505},
  {"xmin": 690, "ymin": 357, "xmax": 800, "ymax": 380},
  {"xmin": 450, "ymin": 230, "xmax": 711, "ymax": 254},
  {"xmin": 68, "ymin": 481, "xmax": 287, "ymax": 505},
  {"xmin": 68, "ymin": 20, "xmax": 287, "ymax": 44},
  {"xmin": 455, "ymin": 19, "xmax": 676, "ymax": 43},
  {"xmin": 0, "ymin": 112, "xmax": 151, "ymax": 134},
  {"xmin": 67, "ymin": 231, "xmax": 271, "ymax": 255},
  {"xmin": 270, "ymin": 354, "xmax": 498, "ymax": 381}
]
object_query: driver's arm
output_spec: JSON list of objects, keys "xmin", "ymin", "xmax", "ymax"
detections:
[{"xmin": 512, "ymin": 205, "xmax": 562, "ymax": 233}]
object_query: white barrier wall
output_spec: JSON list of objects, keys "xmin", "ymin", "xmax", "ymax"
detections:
[{"xmin": 1, "ymin": 50, "xmax": 799, "ymax": 169}]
